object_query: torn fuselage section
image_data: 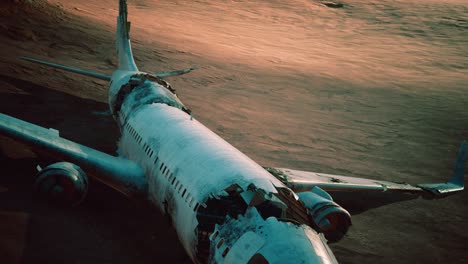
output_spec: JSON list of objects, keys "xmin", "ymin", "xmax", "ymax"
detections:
[
  {"xmin": 207, "ymin": 207, "xmax": 338, "ymax": 264},
  {"xmin": 110, "ymin": 72, "xmax": 190, "ymax": 125},
  {"xmin": 196, "ymin": 184, "xmax": 247, "ymax": 263},
  {"xmin": 195, "ymin": 183, "xmax": 311, "ymax": 263}
]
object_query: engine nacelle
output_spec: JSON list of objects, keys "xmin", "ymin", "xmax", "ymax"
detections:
[
  {"xmin": 34, "ymin": 162, "xmax": 88, "ymax": 206},
  {"xmin": 298, "ymin": 187, "xmax": 351, "ymax": 242}
]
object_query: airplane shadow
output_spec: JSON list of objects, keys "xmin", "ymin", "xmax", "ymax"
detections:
[
  {"xmin": 0, "ymin": 74, "xmax": 117, "ymax": 153},
  {"xmin": 0, "ymin": 75, "xmax": 189, "ymax": 263}
]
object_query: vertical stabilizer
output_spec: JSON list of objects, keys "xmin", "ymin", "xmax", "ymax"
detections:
[{"xmin": 117, "ymin": 0, "xmax": 138, "ymax": 71}]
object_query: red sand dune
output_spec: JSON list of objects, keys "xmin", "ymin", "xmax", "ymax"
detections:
[{"xmin": 0, "ymin": 0, "xmax": 467, "ymax": 263}]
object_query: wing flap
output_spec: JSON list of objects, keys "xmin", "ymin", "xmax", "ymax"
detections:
[
  {"xmin": 0, "ymin": 113, "xmax": 147, "ymax": 199},
  {"xmin": 265, "ymin": 167, "xmax": 423, "ymax": 194}
]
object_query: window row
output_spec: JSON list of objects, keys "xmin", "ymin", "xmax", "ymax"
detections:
[
  {"xmin": 211, "ymin": 231, "xmax": 230, "ymax": 258},
  {"xmin": 125, "ymin": 122, "xmax": 142, "ymax": 144},
  {"xmin": 158, "ymin": 160, "xmax": 200, "ymax": 212},
  {"xmin": 125, "ymin": 121, "xmax": 200, "ymax": 212}
]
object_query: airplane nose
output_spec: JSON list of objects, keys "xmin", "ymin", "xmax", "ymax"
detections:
[{"xmin": 209, "ymin": 208, "xmax": 338, "ymax": 264}]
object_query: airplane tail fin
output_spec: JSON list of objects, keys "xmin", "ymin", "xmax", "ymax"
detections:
[
  {"xmin": 449, "ymin": 140, "xmax": 466, "ymax": 186},
  {"xmin": 20, "ymin": 57, "xmax": 111, "ymax": 81},
  {"xmin": 418, "ymin": 141, "xmax": 466, "ymax": 196},
  {"xmin": 116, "ymin": 0, "xmax": 138, "ymax": 71}
]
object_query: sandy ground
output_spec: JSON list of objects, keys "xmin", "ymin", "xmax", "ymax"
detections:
[{"xmin": 0, "ymin": 0, "xmax": 467, "ymax": 263}]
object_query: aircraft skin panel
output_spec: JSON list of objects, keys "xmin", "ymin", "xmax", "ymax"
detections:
[
  {"xmin": 124, "ymin": 103, "xmax": 282, "ymax": 198},
  {"xmin": 0, "ymin": 113, "xmax": 146, "ymax": 199}
]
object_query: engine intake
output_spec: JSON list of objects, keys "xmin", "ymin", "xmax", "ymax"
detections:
[
  {"xmin": 298, "ymin": 187, "xmax": 351, "ymax": 242},
  {"xmin": 34, "ymin": 162, "xmax": 88, "ymax": 206}
]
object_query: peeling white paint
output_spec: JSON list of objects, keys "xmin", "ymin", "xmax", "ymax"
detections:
[{"xmin": 117, "ymin": 97, "xmax": 290, "ymax": 259}]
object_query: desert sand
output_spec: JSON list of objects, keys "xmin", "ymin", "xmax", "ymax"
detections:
[{"xmin": 0, "ymin": 0, "xmax": 467, "ymax": 263}]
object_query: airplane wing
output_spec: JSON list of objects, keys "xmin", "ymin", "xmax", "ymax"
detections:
[
  {"xmin": 0, "ymin": 113, "xmax": 147, "ymax": 200},
  {"xmin": 264, "ymin": 142, "xmax": 465, "ymax": 214}
]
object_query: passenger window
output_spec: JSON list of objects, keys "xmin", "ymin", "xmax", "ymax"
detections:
[
  {"xmin": 181, "ymin": 189, "xmax": 186, "ymax": 198},
  {"xmin": 160, "ymin": 163, "xmax": 164, "ymax": 170},
  {"xmin": 222, "ymin": 247, "xmax": 229, "ymax": 257},
  {"xmin": 154, "ymin": 157, "xmax": 159, "ymax": 164},
  {"xmin": 217, "ymin": 239, "xmax": 224, "ymax": 249},
  {"xmin": 171, "ymin": 177, "xmax": 176, "ymax": 185},
  {"xmin": 212, "ymin": 231, "xmax": 219, "ymax": 240},
  {"xmin": 162, "ymin": 166, "xmax": 167, "ymax": 174}
]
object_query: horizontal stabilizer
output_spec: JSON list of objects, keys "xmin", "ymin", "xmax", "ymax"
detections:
[
  {"xmin": 20, "ymin": 57, "xmax": 111, "ymax": 81},
  {"xmin": 153, "ymin": 66, "xmax": 199, "ymax": 78}
]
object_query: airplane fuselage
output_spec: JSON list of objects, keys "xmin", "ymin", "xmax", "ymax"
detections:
[{"xmin": 108, "ymin": 70, "xmax": 338, "ymax": 263}]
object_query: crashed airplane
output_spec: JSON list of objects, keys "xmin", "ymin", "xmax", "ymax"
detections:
[{"xmin": 0, "ymin": 0, "xmax": 465, "ymax": 263}]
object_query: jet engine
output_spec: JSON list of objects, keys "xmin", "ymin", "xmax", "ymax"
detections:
[
  {"xmin": 34, "ymin": 162, "xmax": 88, "ymax": 206},
  {"xmin": 298, "ymin": 186, "xmax": 351, "ymax": 242}
]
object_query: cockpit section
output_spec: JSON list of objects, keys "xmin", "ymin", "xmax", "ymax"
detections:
[
  {"xmin": 206, "ymin": 207, "xmax": 338, "ymax": 264},
  {"xmin": 194, "ymin": 183, "xmax": 311, "ymax": 263}
]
